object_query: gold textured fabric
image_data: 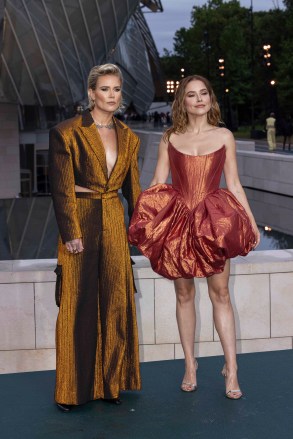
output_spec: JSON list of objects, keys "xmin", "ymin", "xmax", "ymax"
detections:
[
  {"xmin": 49, "ymin": 110, "xmax": 141, "ymax": 405},
  {"xmin": 129, "ymin": 143, "xmax": 256, "ymax": 280}
]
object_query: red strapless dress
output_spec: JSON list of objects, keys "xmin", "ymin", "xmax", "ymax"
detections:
[{"xmin": 128, "ymin": 143, "xmax": 255, "ymax": 279}]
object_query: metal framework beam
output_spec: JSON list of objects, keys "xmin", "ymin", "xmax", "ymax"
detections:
[
  {"xmin": 60, "ymin": 0, "xmax": 87, "ymax": 92},
  {"xmin": 140, "ymin": 0, "xmax": 163, "ymax": 12},
  {"xmin": 21, "ymin": 0, "xmax": 61, "ymax": 106},
  {"xmin": 5, "ymin": 5, "xmax": 43, "ymax": 106},
  {"xmin": 41, "ymin": 0, "xmax": 75, "ymax": 103}
]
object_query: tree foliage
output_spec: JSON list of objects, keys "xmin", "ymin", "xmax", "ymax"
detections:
[{"xmin": 160, "ymin": 0, "xmax": 292, "ymax": 127}]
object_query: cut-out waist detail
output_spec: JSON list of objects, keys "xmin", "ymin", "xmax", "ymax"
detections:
[
  {"xmin": 75, "ymin": 185, "xmax": 97, "ymax": 193},
  {"xmin": 75, "ymin": 185, "xmax": 118, "ymax": 199},
  {"xmin": 75, "ymin": 191, "xmax": 118, "ymax": 200}
]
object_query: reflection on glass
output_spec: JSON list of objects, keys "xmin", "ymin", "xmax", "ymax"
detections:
[{"xmin": 254, "ymin": 226, "xmax": 293, "ymax": 251}]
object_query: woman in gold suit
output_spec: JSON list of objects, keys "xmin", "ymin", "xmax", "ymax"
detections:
[
  {"xmin": 49, "ymin": 64, "xmax": 141, "ymax": 411},
  {"xmin": 129, "ymin": 75, "xmax": 260, "ymax": 400}
]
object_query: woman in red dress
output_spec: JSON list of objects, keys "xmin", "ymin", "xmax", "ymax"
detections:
[{"xmin": 129, "ymin": 75, "xmax": 260, "ymax": 399}]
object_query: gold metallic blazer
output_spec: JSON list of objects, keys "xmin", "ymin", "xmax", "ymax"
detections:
[{"xmin": 49, "ymin": 109, "xmax": 141, "ymax": 243}]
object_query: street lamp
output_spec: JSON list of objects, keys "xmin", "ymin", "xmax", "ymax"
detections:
[
  {"xmin": 166, "ymin": 80, "xmax": 174, "ymax": 94},
  {"xmin": 218, "ymin": 58, "xmax": 225, "ymax": 77},
  {"xmin": 263, "ymin": 44, "xmax": 272, "ymax": 67},
  {"xmin": 166, "ymin": 80, "xmax": 179, "ymax": 95}
]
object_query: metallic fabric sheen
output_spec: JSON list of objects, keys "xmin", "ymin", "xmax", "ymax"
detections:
[
  {"xmin": 49, "ymin": 110, "xmax": 141, "ymax": 405},
  {"xmin": 129, "ymin": 143, "xmax": 255, "ymax": 279}
]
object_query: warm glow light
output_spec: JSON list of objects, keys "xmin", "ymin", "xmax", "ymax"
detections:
[
  {"xmin": 218, "ymin": 58, "xmax": 224, "ymax": 63},
  {"xmin": 181, "ymin": 68, "xmax": 185, "ymax": 72},
  {"xmin": 264, "ymin": 226, "xmax": 272, "ymax": 231},
  {"xmin": 270, "ymin": 80, "xmax": 276, "ymax": 85},
  {"xmin": 225, "ymin": 88, "xmax": 229, "ymax": 93}
]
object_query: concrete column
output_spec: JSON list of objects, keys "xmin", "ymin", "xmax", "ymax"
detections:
[{"xmin": 0, "ymin": 103, "xmax": 20, "ymax": 198}]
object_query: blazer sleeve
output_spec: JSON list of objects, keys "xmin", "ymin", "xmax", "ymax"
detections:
[
  {"xmin": 49, "ymin": 127, "xmax": 82, "ymax": 243},
  {"xmin": 121, "ymin": 135, "xmax": 141, "ymax": 220}
]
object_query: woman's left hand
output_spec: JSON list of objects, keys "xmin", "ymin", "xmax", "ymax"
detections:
[{"xmin": 252, "ymin": 223, "xmax": 260, "ymax": 248}]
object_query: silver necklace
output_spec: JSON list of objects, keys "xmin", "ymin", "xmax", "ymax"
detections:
[{"xmin": 94, "ymin": 120, "xmax": 114, "ymax": 129}]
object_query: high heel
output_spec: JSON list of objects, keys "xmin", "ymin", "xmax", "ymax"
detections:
[
  {"xmin": 221, "ymin": 365, "xmax": 242, "ymax": 400},
  {"xmin": 181, "ymin": 359, "xmax": 198, "ymax": 392}
]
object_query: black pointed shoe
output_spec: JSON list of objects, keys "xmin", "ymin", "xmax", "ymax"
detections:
[
  {"xmin": 56, "ymin": 402, "xmax": 72, "ymax": 412},
  {"xmin": 103, "ymin": 398, "xmax": 122, "ymax": 405}
]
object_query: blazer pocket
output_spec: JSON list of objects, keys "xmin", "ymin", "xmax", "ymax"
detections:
[{"xmin": 54, "ymin": 264, "xmax": 63, "ymax": 307}]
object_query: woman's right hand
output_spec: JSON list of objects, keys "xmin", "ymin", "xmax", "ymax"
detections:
[{"xmin": 65, "ymin": 238, "xmax": 84, "ymax": 254}]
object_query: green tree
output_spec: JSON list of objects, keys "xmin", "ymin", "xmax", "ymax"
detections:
[
  {"xmin": 159, "ymin": 0, "xmax": 292, "ymax": 128},
  {"xmin": 275, "ymin": 2, "xmax": 293, "ymax": 116},
  {"xmin": 172, "ymin": 1, "xmax": 253, "ymax": 126}
]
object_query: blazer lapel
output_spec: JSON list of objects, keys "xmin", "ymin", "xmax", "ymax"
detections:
[{"xmin": 78, "ymin": 109, "xmax": 108, "ymax": 180}]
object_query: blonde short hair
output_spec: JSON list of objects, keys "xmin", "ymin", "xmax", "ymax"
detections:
[{"xmin": 87, "ymin": 63, "xmax": 123, "ymax": 111}]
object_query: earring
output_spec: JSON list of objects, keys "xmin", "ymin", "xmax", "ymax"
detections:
[{"xmin": 89, "ymin": 96, "xmax": 95, "ymax": 107}]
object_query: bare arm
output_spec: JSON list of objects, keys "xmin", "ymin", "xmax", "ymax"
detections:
[
  {"xmin": 223, "ymin": 130, "xmax": 260, "ymax": 247},
  {"xmin": 150, "ymin": 135, "xmax": 170, "ymax": 186}
]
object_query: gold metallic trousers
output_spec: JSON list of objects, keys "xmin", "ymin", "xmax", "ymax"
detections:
[{"xmin": 55, "ymin": 192, "xmax": 141, "ymax": 405}]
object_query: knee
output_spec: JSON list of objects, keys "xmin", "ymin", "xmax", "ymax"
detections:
[
  {"xmin": 210, "ymin": 285, "xmax": 230, "ymax": 306},
  {"xmin": 176, "ymin": 285, "xmax": 195, "ymax": 305}
]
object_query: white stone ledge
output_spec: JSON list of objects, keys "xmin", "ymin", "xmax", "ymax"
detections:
[
  {"xmin": 2, "ymin": 251, "xmax": 292, "ymax": 283},
  {"xmin": 0, "ymin": 250, "xmax": 293, "ymax": 373}
]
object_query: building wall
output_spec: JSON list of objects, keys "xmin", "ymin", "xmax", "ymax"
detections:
[{"xmin": 0, "ymin": 104, "xmax": 20, "ymax": 198}]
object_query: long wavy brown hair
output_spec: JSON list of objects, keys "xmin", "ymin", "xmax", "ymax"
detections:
[{"xmin": 164, "ymin": 75, "xmax": 222, "ymax": 141}]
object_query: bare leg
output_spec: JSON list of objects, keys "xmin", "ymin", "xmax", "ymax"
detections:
[
  {"xmin": 174, "ymin": 277, "xmax": 197, "ymax": 391},
  {"xmin": 207, "ymin": 260, "xmax": 242, "ymax": 398}
]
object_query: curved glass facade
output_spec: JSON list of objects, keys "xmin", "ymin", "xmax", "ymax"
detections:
[{"xmin": 0, "ymin": 0, "xmax": 162, "ymax": 113}]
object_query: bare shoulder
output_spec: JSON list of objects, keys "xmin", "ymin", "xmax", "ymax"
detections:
[
  {"xmin": 159, "ymin": 132, "xmax": 169, "ymax": 149},
  {"xmin": 214, "ymin": 128, "xmax": 235, "ymax": 152},
  {"xmin": 215, "ymin": 127, "xmax": 234, "ymax": 142}
]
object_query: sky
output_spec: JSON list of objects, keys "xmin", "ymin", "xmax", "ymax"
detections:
[{"xmin": 144, "ymin": 0, "xmax": 284, "ymax": 55}]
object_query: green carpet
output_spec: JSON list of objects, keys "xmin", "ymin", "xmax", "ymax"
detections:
[{"xmin": 1, "ymin": 350, "xmax": 293, "ymax": 439}]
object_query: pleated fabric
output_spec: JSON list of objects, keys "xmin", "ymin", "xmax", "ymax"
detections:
[
  {"xmin": 55, "ymin": 192, "xmax": 141, "ymax": 405},
  {"xmin": 129, "ymin": 143, "xmax": 256, "ymax": 280}
]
